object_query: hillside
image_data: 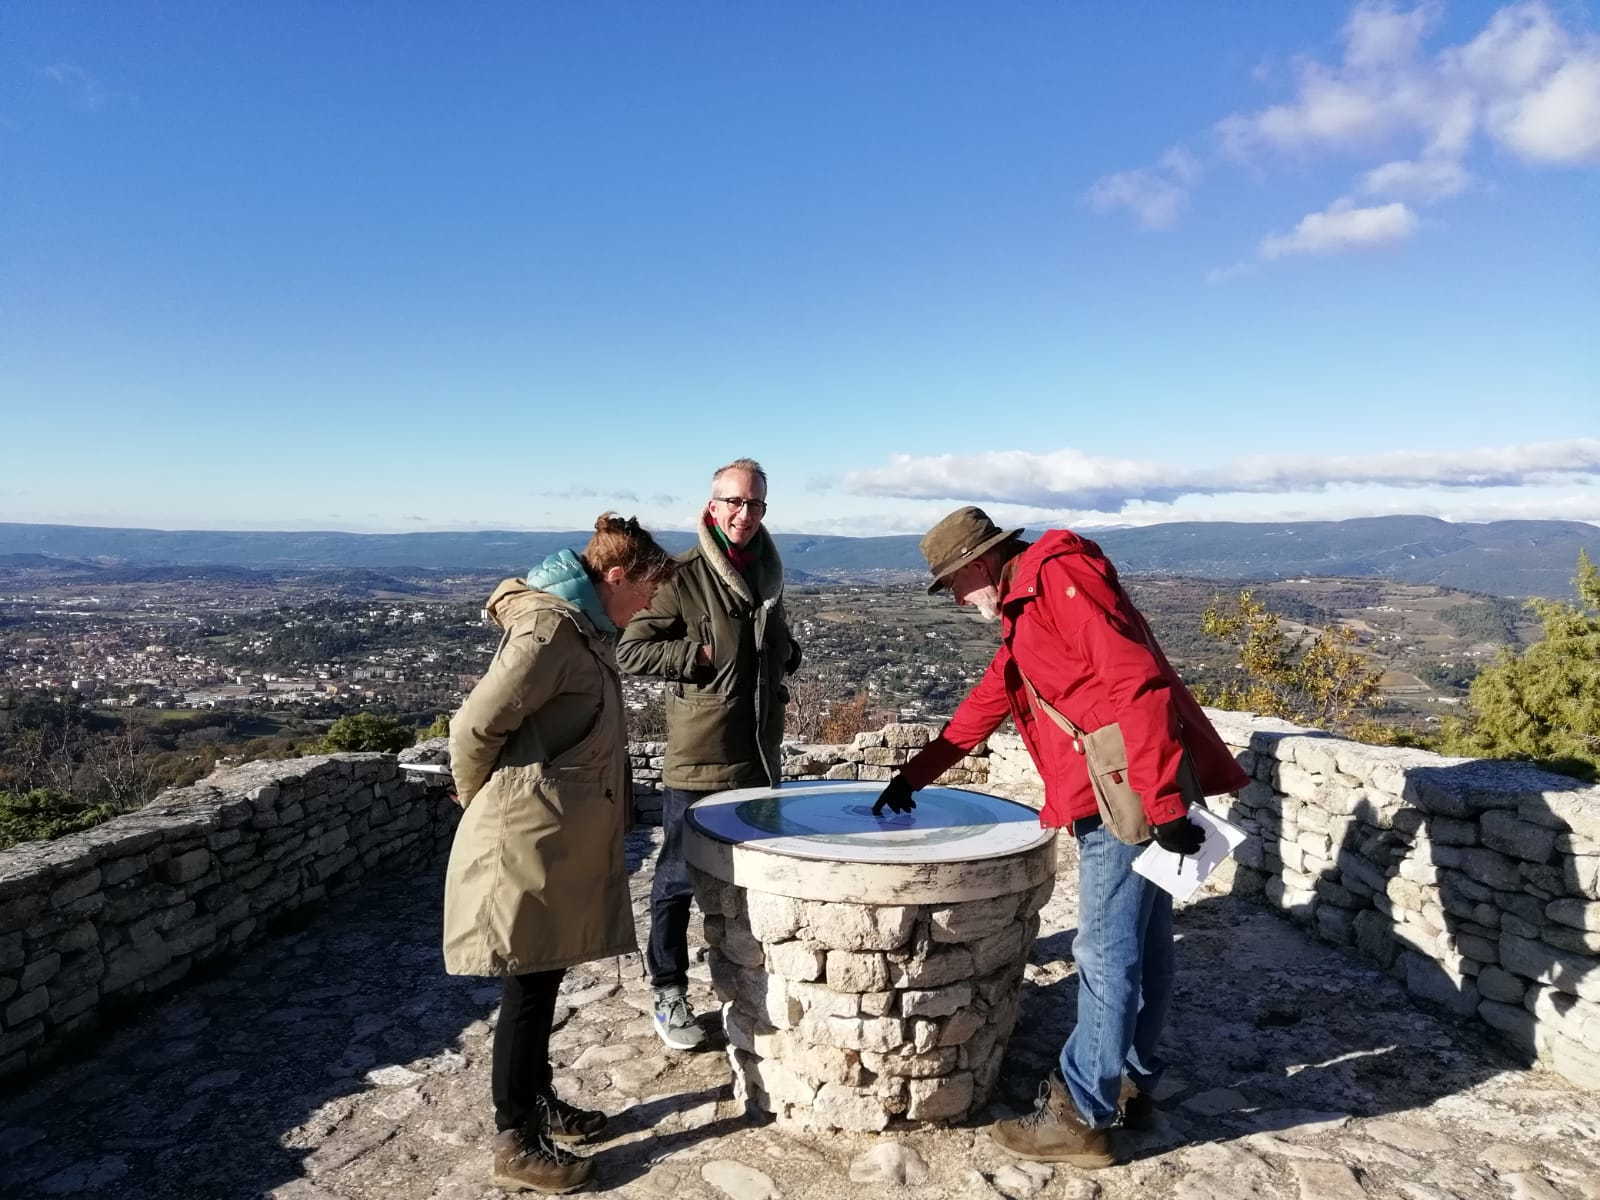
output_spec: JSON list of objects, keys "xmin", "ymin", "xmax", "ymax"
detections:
[{"xmin": 0, "ymin": 516, "xmax": 1595, "ymax": 598}]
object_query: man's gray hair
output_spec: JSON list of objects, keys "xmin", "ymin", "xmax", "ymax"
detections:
[{"xmin": 711, "ymin": 457, "xmax": 768, "ymax": 489}]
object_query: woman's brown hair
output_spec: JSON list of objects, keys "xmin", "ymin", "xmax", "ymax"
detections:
[{"xmin": 580, "ymin": 513, "xmax": 676, "ymax": 584}]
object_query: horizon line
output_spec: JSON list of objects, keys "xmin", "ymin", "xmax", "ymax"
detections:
[{"xmin": 4, "ymin": 514, "xmax": 1600, "ymax": 540}]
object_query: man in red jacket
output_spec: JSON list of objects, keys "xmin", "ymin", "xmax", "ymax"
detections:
[{"xmin": 877, "ymin": 507, "xmax": 1248, "ymax": 1166}]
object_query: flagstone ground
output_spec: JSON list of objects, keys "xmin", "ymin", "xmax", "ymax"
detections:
[{"xmin": 2, "ymin": 826, "xmax": 1597, "ymax": 1200}]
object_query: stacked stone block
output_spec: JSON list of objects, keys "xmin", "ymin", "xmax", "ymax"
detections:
[
  {"xmin": 780, "ymin": 723, "xmax": 990, "ymax": 788},
  {"xmin": 628, "ymin": 741, "xmax": 666, "ymax": 826},
  {"xmin": 691, "ymin": 866, "xmax": 1052, "ymax": 1130},
  {"xmin": 1201, "ymin": 710, "xmax": 1600, "ymax": 1092},
  {"xmin": 0, "ymin": 753, "xmax": 456, "ymax": 1082},
  {"xmin": 979, "ymin": 732, "xmax": 1041, "ymax": 809}
]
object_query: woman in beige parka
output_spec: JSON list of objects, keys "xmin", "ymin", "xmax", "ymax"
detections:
[{"xmin": 445, "ymin": 514, "xmax": 675, "ymax": 1195}]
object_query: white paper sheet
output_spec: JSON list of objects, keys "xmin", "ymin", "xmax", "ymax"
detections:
[{"xmin": 1132, "ymin": 804, "xmax": 1249, "ymax": 902}]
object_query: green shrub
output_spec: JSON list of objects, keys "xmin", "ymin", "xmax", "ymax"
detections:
[
  {"xmin": 0, "ymin": 788, "xmax": 123, "ymax": 851},
  {"xmin": 318, "ymin": 712, "xmax": 415, "ymax": 754},
  {"xmin": 1192, "ymin": 589, "xmax": 1386, "ymax": 733}
]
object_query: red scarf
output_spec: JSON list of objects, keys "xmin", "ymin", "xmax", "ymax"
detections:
[{"xmin": 708, "ymin": 515, "xmax": 755, "ymax": 575}]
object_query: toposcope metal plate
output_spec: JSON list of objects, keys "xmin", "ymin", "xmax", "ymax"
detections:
[{"xmin": 686, "ymin": 780, "xmax": 1052, "ymax": 865}]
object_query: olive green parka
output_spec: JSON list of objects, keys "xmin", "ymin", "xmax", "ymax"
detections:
[
  {"xmin": 616, "ymin": 520, "xmax": 800, "ymax": 791},
  {"xmin": 443, "ymin": 573, "xmax": 636, "ymax": 976}
]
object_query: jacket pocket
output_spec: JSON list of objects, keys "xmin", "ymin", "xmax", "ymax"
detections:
[
  {"xmin": 665, "ymin": 690, "xmax": 749, "ymax": 770},
  {"xmin": 698, "ymin": 614, "xmax": 717, "ymax": 668},
  {"xmin": 1079, "ymin": 722, "xmax": 1152, "ymax": 845},
  {"xmin": 546, "ymin": 707, "xmax": 610, "ymax": 771}
]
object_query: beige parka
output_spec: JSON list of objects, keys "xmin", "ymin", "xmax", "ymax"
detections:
[{"xmin": 443, "ymin": 578, "xmax": 636, "ymax": 976}]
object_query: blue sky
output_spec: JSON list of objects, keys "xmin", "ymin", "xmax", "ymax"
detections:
[{"xmin": 2, "ymin": 2, "xmax": 1596, "ymax": 536}]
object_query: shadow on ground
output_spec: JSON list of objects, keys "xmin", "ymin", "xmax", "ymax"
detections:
[
  {"xmin": 989, "ymin": 825, "xmax": 1539, "ymax": 1164},
  {"xmin": 1, "ymin": 864, "xmax": 494, "ymax": 1198}
]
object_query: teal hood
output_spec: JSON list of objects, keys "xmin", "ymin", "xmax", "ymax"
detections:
[{"xmin": 525, "ymin": 549, "xmax": 616, "ymax": 636}]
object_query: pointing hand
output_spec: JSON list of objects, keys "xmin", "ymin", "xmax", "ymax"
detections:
[{"xmin": 872, "ymin": 775, "xmax": 917, "ymax": 817}]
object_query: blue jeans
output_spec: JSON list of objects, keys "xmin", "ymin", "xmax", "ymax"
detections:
[
  {"xmin": 646, "ymin": 788, "xmax": 706, "ymax": 994},
  {"xmin": 1059, "ymin": 823, "xmax": 1174, "ymax": 1129}
]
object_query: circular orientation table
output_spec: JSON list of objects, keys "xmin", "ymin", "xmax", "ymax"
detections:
[{"xmin": 684, "ymin": 781, "xmax": 1057, "ymax": 1131}]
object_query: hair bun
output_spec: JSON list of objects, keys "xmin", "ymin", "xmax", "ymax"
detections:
[{"xmin": 581, "ymin": 511, "xmax": 675, "ymax": 586}]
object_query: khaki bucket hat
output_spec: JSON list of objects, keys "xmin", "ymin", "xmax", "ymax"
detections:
[{"xmin": 919, "ymin": 506, "xmax": 1023, "ymax": 594}]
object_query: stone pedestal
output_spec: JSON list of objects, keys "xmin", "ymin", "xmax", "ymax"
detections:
[{"xmin": 684, "ymin": 781, "xmax": 1056, "ymax": 1131}]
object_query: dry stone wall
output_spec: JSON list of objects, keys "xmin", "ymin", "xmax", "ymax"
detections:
[
  {"xmin": 0, "ymin": 750, "xmax": 457, "ymax": 1083},
  {"xmin": 1198, "ymin": 710, "xmax": 1600, "ymax": 1092},
  {"xmin": 693, "ymin": 869, "xmax": 1051, "ymax": 1131},
  {"xmin": 0, "ymin": 722, "xmax": 971, "ymax": 1084},
  {"xmin": 27, "ymin": 710, "xmax": 1590, "ymax": 1101},
  {"xmin": 956, "ymin": 715, "xmax": 1600, "ymax": 1091}
]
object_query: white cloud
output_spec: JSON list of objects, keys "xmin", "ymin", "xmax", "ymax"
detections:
[
  {"xmin": 1247, "ymin": 2, "xmax": 1600, "ymax": 166},
  {"xmin": 1495, "ymin": 53, "xmax": 1600, "ymax": 162},
  {"xmin": 1454, "ymin": 2, "xmax": 1570, "ymax": 92},
  {"xmin": 1086, "ymin": 489, "xmax": 1600, "ymax": 528},
  {"xmin": 1344, "ymin": 1, "xmax": 1440, "ymax": 70},
  {"xmin": 1085, "ymin": 147, "xmax": 1202, "ymax": 230},
  {"xmin": 1259, "ymin": 200, "xmax": 1418, "ymax": 257},
  {"xmin": 1159, "ymin": 146, "xmax": 1203, "ymax": 185},
  {"xmin": 1359, "ymin": 156, "xmax": 1470, "ymax": 201},
  {"xmin": 1095, "ymin": 2, "xmax": 1600, "ymax": 252},
  {"xmin": 1205, "ymin": 260, "xmax": 1260, "ymax": 285},
  {"xmin": 1218, "ymin": 67, "xmax": 1396, "ymax": 156},
  {"xmin": 844, "ymin": 438, "xmax": 1600, "ymax": 511},
  {"xmin": 41, "ymin": 63, "xmax": 108, "ymax": 112}
]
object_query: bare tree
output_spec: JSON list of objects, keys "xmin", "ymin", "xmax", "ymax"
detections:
[
  {"xmin": 74, "ymin": 727, "xmax": 164, "ymax": 811},
  {"xmin": 784, "ymin": 674, "xmax": 830, "ymax": 742}
]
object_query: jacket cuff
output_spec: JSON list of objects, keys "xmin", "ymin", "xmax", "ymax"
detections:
[{"xmin": 1144, "ymin": 790, "xmax": 1189, "ymax": 826}]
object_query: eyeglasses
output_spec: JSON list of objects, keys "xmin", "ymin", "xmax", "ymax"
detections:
[{"xmin": 714, "ymin": 496, "xmax": 767, "ymax": 514}]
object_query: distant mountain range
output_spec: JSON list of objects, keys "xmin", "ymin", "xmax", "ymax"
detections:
[{"xmin": 1, "ymin": 516, "xmax": 1595, "ymax": 598}]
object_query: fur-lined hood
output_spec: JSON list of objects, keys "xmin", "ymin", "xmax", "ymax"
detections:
[{"xmin": 694, "ymin": 519, "xmax": 784, "ymax": 608}]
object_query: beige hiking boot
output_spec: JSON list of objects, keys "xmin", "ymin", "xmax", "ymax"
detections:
[
  {"xmin": 989, "ymin": 1072, "xmax": 1116, "ymax": 1168},
  {"xmin": 490, "ymin": 1128, "xmax": 593, "ymax": 1194}
]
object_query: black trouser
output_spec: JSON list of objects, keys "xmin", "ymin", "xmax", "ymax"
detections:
[
  {"xmin": 491, "ymin": 968, "xmax": 566, "ymax": 1132},
  {"xmin": 646, "ymin": 787, "xmax": 707, "ymax": 994}
]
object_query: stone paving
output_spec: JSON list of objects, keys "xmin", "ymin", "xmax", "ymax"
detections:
[{"xmin": 2, "ymin": 829, "xmax": 1599, "ymax": 1200}]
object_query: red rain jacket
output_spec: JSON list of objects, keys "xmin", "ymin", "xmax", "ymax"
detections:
[{"xmin": 900, "ymin": 530, "xmax": 1249, "ymax": 829}]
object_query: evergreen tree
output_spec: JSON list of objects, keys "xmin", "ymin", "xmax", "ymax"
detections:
[{"xmin": 1441, "ymin": 553, "xmax": 1600, "ymax": 780}]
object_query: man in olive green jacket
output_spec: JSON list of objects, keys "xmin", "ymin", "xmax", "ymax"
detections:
[{"xmin": 617, "ymin": 458, "xmax": 801, "ymax": 1049}]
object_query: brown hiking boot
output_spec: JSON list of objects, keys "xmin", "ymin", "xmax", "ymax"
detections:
[
  {"xmin": 538, "ymin": 1091, "xmax": 607, "ymax": 1143},
  {"xmin": 990, "ymin": 1073, "xmax": 1115, "ymax": 1168},
  {"xmin": 490, "ymin": 1128, "xmax": 593, "ymax": 1194}
]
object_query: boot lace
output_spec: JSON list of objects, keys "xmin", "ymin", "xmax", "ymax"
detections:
[
  {"xmin": 539, "ymin": 1091, "xmax": 603, "ymax": 1134},
  {"xmin": 1017, "ymin": 1079, "xmax": 1056, "ymax": 1128},
  {"xmin": 514, "ymin": 1129, "xmax": 580, "ymax": 1167}
]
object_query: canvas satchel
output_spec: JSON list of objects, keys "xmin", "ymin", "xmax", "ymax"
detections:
[{"xmin": 1019, "ymin": 673, "xmax": 1203, "ymax": 846}]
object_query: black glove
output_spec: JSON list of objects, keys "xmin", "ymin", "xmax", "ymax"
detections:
[
  {"xmin": 1153, "ymin": 816, "xmax": 1205, "ymax": 856},
  {"xmin": 872, "ymin": 775, "xmax": 917, "ymax": 817}
]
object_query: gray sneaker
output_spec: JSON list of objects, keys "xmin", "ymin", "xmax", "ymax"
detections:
[{"xmin": 652, "ymin": 991, "xmax": 706, "ymax": 1050}]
